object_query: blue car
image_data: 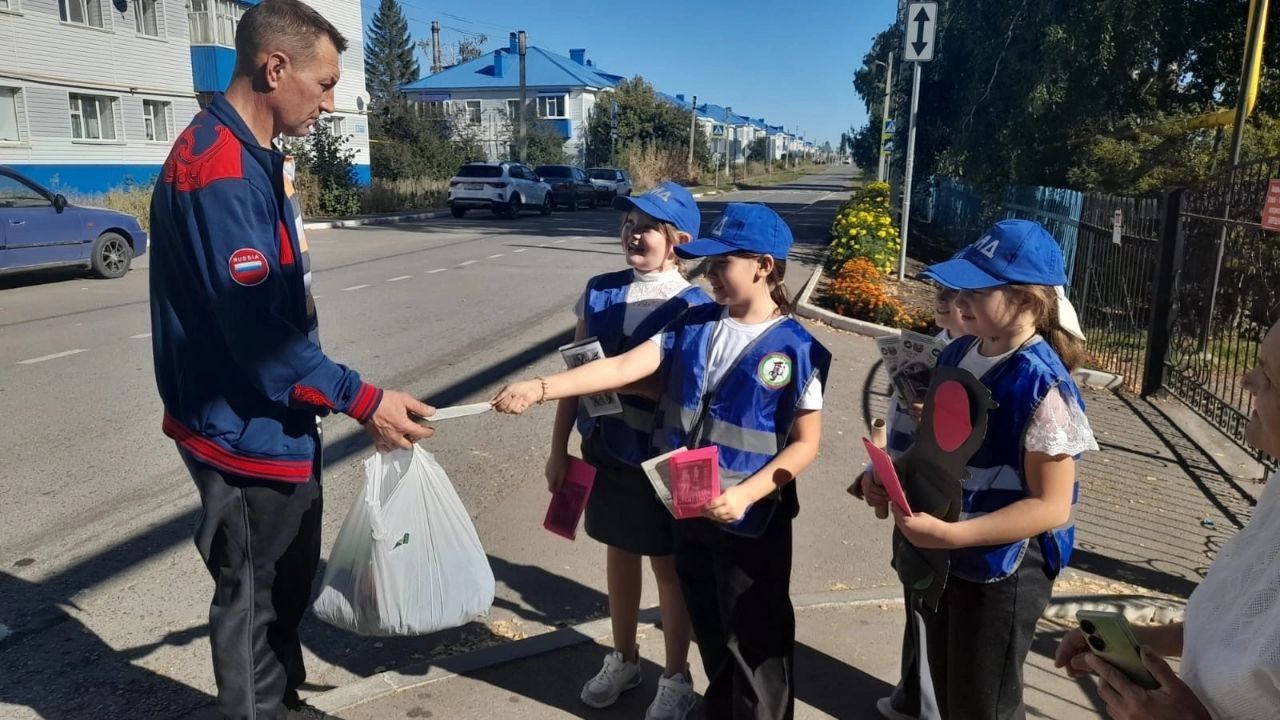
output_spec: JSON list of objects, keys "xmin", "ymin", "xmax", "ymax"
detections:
[{"xmin": 0, "ymin": 165, "xmax": 147, "ymax": 279}]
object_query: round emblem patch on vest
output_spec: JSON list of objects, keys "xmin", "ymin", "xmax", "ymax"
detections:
[
  {"xmin": 757, "ymin": 352, "xmax": 793, "ymax": 389},
  {"xmin": 228, "ymin": 248, "xmax": 269, "ymax": 286}
]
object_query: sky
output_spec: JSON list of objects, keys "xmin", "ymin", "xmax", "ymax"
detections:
[{"xmin": 358, "ymin": 0, "xmax": 899, "ymax": 147}]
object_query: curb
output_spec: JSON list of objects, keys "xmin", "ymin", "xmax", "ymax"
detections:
[
  {"xmin": 794, "ymin": 262, "xmax": 1127, "ymax": 389},
  {"xmin": 308, "ymin": 584, "xmax": 1182, "ymax": 713},
  {"xmin": 302, "ymin": 209, "xmax": 450, "ymax": 231}
]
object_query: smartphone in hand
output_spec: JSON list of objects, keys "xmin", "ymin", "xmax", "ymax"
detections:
[{"xmin": 1075, "ymin": 610, "xmax": 1160, "ymax": 690}]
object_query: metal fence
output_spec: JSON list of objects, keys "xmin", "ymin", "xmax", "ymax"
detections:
[{"xmin": 1152, "ymin": 158, "xmax": 1280, "ymax": 457}]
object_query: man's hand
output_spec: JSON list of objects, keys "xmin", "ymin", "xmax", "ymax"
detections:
[
  {"xmin": 1054, "ymin": 628, "xmax": 1095, "ymax": 680},
  {"xmin": 1087, "ymin": 649, "xmax": 1212, "ymax": 720},
  {"xmin": 364, "ymin": 390, "xmax": 435, "ymax": 452}
]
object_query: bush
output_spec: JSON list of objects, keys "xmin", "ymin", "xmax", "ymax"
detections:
[
  {"xmin": 287, "ymin": 120, "xmax": 361, "ymax": 217},
  {"xmin": 825, "ymin": 257, "xmax": 932, "ymax": 331},
  {"xmin": 828, "ymin": 180, "xmax": 899, "ymax": 273},
  {"xmin": 621, "ymin": 143, "xmax": 700, "ymax": 190},
  {"xmin": 361, "ymin": 176, "xmax": 449, "ymax": 214}
]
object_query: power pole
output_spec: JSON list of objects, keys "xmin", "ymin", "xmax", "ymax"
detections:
[
  {"xmin": 687, "ymin": 95, "xmax": 697, "ymax": 175},
  {"xmin": 517, "ymin": 30, "xmax": 527, "ymax": 163},
  {"xmin": 724, "ymin": 106, "xmax": 733, "ymax": 181}
]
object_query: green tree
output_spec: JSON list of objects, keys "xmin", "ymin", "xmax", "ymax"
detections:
[
  {"xmin": 747, "ymin": 137, "xmax": 768, "ymax": 162},
  {"xmin": 584, "ymin": 77, "xmax": 711, "ymax": 170},
  {"xmin": 291, "ymin": 120, "xmax": 360, "ymax": 217},
  {"xmin": 364, "ymin": 0, "xmax": 418, "ymax": 109},
  {"xmin": 369, "ymin": 101, "xmax": 484, "ymax": 181}
]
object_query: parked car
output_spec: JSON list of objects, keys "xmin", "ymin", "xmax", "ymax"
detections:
[
  {"xmin": 0, "ymin": 166, "xmax": 146, "ymax": 279},
  {"xmin": 534, "ymin": 165, "xmax": 597, "ymax": 211},
  {"xmin": 587, "ymin": 168, "xmax": 633, "ymax": 202},
  {"xmin": 447, "ymin": 162, "xmax": 552, "ymax": 219}
]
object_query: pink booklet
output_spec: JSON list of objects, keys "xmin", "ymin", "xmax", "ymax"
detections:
[
  {"xmin": 861, "ymin": 438, "xmax": 913, "ymax": 516},
  {"xmin": 543, "ymin": 458, "xmax": 597, "ymax": 540},
  {"xmin": 669, "ymin": 446, "xmax": 720, "ymax": 519}
]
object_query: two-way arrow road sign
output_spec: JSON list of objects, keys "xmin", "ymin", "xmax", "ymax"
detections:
[{"xmin": 903, "ymin": 2, "xmax": 937, "ymax": 62}]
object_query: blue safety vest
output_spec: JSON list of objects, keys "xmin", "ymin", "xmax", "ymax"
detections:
[
  {"xmin": 654, "ymin": 304, "xmax": 832, "ymax": 536},
  {"xmin": 938, "ymin": 336, "xmax": 1083, "ymax": 582},
  {"xmin": 577, "ymin": 270, "xmax": 712, "ymax": 467}
]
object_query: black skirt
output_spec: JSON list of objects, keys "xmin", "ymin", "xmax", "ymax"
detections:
[{"xmin": 581, "ymin": 441, "xmax": 675, "ymax": 556}]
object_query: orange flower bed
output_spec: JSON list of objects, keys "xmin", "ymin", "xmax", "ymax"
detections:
[{"xmin": 825, "ymin": 257, "xmax": 933, "ymax": 331}]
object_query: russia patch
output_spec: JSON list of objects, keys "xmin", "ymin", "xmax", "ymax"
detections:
[{"xmin": 228, "ymin": 248, "xmax": 270, "ymax": 286}]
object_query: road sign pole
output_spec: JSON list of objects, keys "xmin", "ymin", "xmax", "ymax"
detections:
[{"xmin": 898, "ymin": 61, "xmax": 921, "ymax": 282}]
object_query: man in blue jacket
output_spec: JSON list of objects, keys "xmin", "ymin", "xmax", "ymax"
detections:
[{"xmin": 148, "ymin": 2, "xmax": 434, "ymax": 717}]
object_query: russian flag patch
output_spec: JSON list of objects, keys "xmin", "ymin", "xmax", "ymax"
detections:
[{"xmin": 228, "ymin": 248, "xmax": 270, "ymax": 286}]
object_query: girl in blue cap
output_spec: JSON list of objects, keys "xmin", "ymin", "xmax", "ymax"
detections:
[
  {"xmin": 863, "ymin": 219, "xmax": 1097, "ymax": 720},
  {"xmin": 495, "ymin": 202, "xmax": 830, "ymax": 720},
  {"xmin": 548, "ymin": 180, "xmax": 711, "ymax": 719}
]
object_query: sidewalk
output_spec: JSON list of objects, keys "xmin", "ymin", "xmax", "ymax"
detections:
[{"xmin": 320, "ymin": 598, "xmax": 1119, "ymax": 720}]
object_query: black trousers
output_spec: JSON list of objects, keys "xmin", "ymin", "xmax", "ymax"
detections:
[
  {"xmin": 180, "ymin": 449, "xmax": 324, "ymax": 720},
  {"xmin": 920, "ymin": 544, "xmax": 1053, "ymax": 720},
  {"xmin": 674, "ymin": 516, "xmax": 794, "ymax": 720},
  {"xmin": 888, "ymin": 587, "xmax": 940, "ymax": 719}
]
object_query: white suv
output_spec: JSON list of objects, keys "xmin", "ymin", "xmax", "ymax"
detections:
[
  {"xmin": 448, "ymin": 162, "xmax": 552, "ymax": 219},
  {"xmin": 587, "ymin": 168, "xmax": 633, "ymax": 202}
]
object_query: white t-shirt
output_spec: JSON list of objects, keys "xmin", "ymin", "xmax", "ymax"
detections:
[
  {"xmin": 958, "ymin": 338, "xmax": 1098, "ymax": 456},
  {"xmin": 574, "ymin": 268, "xmax": 690, "ymax": 337},
  {"xmin": 650, "ymin": 308, "xmax": 823, "ymax": 410},
  {"xmin": 1181, "ymin": 471, "xmax": 1280, "ymax": 719}
]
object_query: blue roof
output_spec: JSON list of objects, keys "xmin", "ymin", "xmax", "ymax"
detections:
[
  {"xmin": 401, "ymin": 46, "xmax": 620, "ymax": 92},
  {"xmin": 697, "ymin": 103, "xmax": 753, "ymax": 126}
]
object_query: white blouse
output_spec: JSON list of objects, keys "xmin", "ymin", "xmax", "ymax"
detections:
[{"xmin": 1181, "ymin": 471, "xmax": 1280, "ymax": 719}]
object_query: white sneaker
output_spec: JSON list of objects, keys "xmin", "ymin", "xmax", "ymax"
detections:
[
  {"xmin": 645, "ymin": 672, "xmax": 697, "ymax": 720},
  {"xmin": 876, "ymin": 696, "xmax": 917, "ymax": 720},
  {"xmin": 580, "ymin": 650, "xmax": 642, "ymax": 708}
]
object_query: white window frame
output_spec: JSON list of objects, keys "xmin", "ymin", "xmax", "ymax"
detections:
[
  {"xmin": 505, "ymin": 99, "xmax": 521, "ymax": 119},
  {"xmin": 0, "ymin": 0, "xmax": 20, "ymax": 15},
  {"xmin": 69, "ymin": 93, "xmax": 118, "ymax": 142},
  {"xmin": 189, "ymin": 0, "xmax": 239, "ymax": 46},
  {"xmin": 537, "ymin": 95, "xmax": 566, "ymax": 119},
  {"xmin": 464, "ymin": 100, "xmax": 481, "ymax": 125},
  {"xmin": 133, "ymin": 0, "xmax": 162, "ymax": 38},
  {"xmin": 0, "ymin": 87, "xmax": 23, "ymax": 144},
  {"xmin": 324, "ymin": 115, "xmax": 345, "ymax": 137},
  {"xmin": 143, "ymin": 99, "xmax": 172, "ymax": 142},
  {"xmin": 59, "ymin": 0, "xmax": 104, "ymax": 28}
]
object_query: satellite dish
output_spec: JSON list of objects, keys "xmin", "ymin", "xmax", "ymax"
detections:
[
  {"xmin": 112, "ymin": 0, "xmax": 128, "ymax": 12},
  {"xmin": 356, "ymin": 96, "xmax": 365, "ymax": 111}
]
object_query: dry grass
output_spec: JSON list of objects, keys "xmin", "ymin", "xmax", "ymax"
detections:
[
  {"xmin": 65, "ymin": 186, "xmax": 154, "ymax": 230},
  {"xmin": 621, "ymin": 144, "xmax": 702, "ymax": 190}
]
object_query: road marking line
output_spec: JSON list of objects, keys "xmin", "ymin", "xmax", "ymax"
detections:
[
  {"xmin": 512, "ymin": 248, "xmax": 528, "ymax": 253},
  {"xmin": 538, "ymin": 243, "xmax": 550, "ymax": 247},
  {"xmin": 387, "ymin": 275, "xmax": 413, "ymax": 282},
  {"xmin": 130, "ymin": 332, "xmax": 151, "ymax": 339},
  {"xmin": 488, "ymin": 253, "xmax": 505, "ymax": 259},
  {"xmin": 18, "ymin": 349, "xmax": 87, "ymax": 365},
  {"xmin": 426, "ymin": 268, "xmax": 447, "ymax": 274},
  {"xmin": 553, "ymin": 239, "xmax": 566, "ymax": 244},
  {"xmin": 342, "ymin": 284, "xmax": 370, "ymax": 291},
  {"xmin": 457, "ymin": 260, "xmax": 477, "ymax": 267}
]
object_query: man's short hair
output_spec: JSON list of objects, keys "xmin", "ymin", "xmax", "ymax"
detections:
[{"xmin": 235, "ymin": 0, "xmax": 348, "ymax": 75}]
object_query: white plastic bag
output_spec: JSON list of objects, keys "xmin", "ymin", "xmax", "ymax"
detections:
[{"xmin": 313, "ymin": 446, "xmax": 495, "ymax": 636}]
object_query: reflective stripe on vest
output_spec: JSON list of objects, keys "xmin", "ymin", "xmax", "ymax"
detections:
[
  {"xmin": 578, "ymin": 276, "xmax": 711, "ymax": 467},
  {"xmin": 654, "ymin": 304, "xmax": 831, "ymax": 535},
  {"xmin": 938, "ymin": 336, "xmax": 1084, "ymax": 582}
]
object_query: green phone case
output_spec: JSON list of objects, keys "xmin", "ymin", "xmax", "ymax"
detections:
[{"xmin": 1076, "ymin": 610, "xmax": 1160, "ymax": 690}]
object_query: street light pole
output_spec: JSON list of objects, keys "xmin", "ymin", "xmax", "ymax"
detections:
[{"xmin": 876, "ymin": 52, "xmax": 894, "ymax": 182}]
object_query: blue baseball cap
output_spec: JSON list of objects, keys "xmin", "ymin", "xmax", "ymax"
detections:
[
  {"xmin": 612, "ymin": 180, "xmax": 701, "ymax": 237},
  {"xmin": 921, "ymin": 220, "xmax": 1067, "ymax": 289},
  {"xmin": 674, "ymin": 203, "xmax": 793, "ymax": 261}
]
